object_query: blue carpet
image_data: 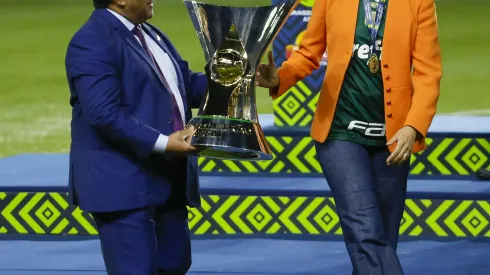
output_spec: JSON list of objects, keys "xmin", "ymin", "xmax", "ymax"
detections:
[
  {"xmin": 1, "ymin": 154, "xmax": 489, "ymax": 200},
  {"xmin": 0, "ymin": 239, "xmax": 489, "ymax": 274}
]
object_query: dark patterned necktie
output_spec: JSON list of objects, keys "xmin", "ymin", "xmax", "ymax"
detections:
[{"xmin": 132, "ymin": 25, "xmax": 183, "ymax": 132}]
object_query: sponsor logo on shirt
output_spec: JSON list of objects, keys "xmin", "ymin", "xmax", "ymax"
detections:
[
  {"xmin": 352, "ymin": 39, "xmax": 383, "ymax": 61},
  {"xmin": 347, "ymin": 120, "xmax": 386, "ymax": 137}
]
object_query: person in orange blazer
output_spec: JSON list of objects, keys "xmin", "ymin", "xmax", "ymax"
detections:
[{"xmin": 256, "ymin": 0, "xmax": 442, "ymax": 273}]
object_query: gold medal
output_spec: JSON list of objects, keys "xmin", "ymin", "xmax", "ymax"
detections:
[{"xmin": 368, "ymin": 54, "xmax": 380, "ymax": 74}]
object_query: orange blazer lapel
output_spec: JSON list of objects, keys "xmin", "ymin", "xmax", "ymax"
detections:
[
  {"xmin": 333, "ymin": 0, "xmax": 360, "ymax": 53},
  {"xmin": 382, "ymin": 0, "xmax": 398, "ymax": 58}
]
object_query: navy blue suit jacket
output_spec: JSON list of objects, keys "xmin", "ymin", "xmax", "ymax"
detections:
[{"xmin": 65, "ymin": 9, "xmax": 207, "ymax": 212}]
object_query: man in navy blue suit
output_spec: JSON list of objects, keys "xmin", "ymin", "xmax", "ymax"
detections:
[{"xmin": 65, "ymin": 0, "xmax": 208, "ymax": 274}]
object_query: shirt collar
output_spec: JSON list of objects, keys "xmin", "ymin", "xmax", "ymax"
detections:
[{"xmin": 107, "ymin": 9, "xmax": 136, "ymax": 31}]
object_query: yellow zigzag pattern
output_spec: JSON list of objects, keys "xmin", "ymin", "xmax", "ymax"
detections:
[
  {"xmin": 0, "ymin": 192, "xmax": 97, "ymax": 235},
  {"xmin": 1, "ymin": 192, "xmax": 489, "ymax": 238},
  {"xmin": 199, "ymin": 137, "xmax": 490, "ymax": 176},
  {"xmin": 273, "ymin": 81, "xmax": 318, "ymax": 127}
]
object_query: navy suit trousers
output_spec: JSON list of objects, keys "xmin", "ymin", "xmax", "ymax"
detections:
[{"xmin": 91, "ymin": 196, "xmax": 191, "ymax": 275}]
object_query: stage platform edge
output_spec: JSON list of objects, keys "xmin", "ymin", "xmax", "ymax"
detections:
[
  {"xmin": 0, "ymin": 173, "xmax": 489, "ymax": 240},
  {"xmin": 200, "ymin": 114, "xmax": 490, "ymax": 179}
]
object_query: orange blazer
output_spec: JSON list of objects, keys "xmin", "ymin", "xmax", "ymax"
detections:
[{"xmin": 271, "ymin": 0, "xmax": 442, "ymax": 153}]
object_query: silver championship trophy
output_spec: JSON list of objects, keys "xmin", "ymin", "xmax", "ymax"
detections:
[{"xmin": 183, "ymin": 0, "xmax": 299, "ymax": 161}]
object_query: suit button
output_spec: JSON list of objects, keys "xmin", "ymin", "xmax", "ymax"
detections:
[
  {"xmin": 166, "ymin": 118, "xmax": 173, "ymax": 124},
  {"xmin": 386, "ymin": 88, "xmax": 392, "ymax": 93},
  {"xmin": 383, "ymin": 64, "xmax": 388, "ymax": 68},
  {"xmin": 385, "ymin": 75, "xmax": 390, "ymax": 80},
  {"xmin": 387, "ymin": 101, "xmax": 392, "ymax": 105},
  {"xmin": 387, "ymin": 113, "xmax": 393, "ymax": 118}
]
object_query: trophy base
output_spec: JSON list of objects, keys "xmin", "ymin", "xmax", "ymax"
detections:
[{"xmin": 187, "ymin": 115, "xmax": 272, "ymax": 161}]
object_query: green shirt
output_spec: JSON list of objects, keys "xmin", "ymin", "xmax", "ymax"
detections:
[{"xmin": 328, "ymin": 0, "xmax": 388, "ymax": 147}]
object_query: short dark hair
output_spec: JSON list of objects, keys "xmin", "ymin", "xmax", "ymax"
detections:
[{"xmin": 93, "ymin": 0, "xmax": 113, "ymax": 9}]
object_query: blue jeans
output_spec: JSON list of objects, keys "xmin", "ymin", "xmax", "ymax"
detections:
[{"xmin": 315, "ymin": 140, "xmax": 409, "ymax": 275}]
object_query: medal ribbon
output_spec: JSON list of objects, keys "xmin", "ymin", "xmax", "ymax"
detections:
[{"xmin": 362, "ymin": 0, "xmax": 386, "ymax": 57}]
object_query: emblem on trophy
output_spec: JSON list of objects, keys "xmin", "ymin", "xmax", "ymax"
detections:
[{"xmin": 183, "ymin": 0, "xmax": 299, "ymax": 160}]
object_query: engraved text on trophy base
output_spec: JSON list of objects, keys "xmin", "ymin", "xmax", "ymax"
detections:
[{"xmin": 194, "ymin": 122, "xmax": 253, "ymax": 138}]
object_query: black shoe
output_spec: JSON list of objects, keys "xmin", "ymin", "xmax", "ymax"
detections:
[{"xmin": 476, "ymin": 168, "xmax": 490, "ymax": 180}]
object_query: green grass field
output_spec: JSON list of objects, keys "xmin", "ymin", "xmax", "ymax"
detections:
[{"xmin": 0, "ymin": 0, "xmax": 489, "ymax": 157}]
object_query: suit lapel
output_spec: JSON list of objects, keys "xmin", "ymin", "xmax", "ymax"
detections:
[
  {"xmin": 142, "ymin": 25, "xmax": 186, "ymax": 87},
  {"xmin": 341, "ymin": 0, "xmax": 361, "ymax": 51},
  {"xmin": 96, "ymin": 9, "xmax": 166, "ymax": 86},
  {"xmin": 382, "ymin": 0, "xmax": 398, "ymax": 61},
  {"xmin": 118, "ymin": 27, "xmax": 165, "ymax": 86},
  {"xmin": 142, "ymin": 25, "xmax": 170, "ymax": 56},
  {"xmin": 97, "ymin": 9, "xmax": 189, "ymax": 113},
  {"xmin": 142, "ymin": 24, "xmax": 188, "ymax": 110}
]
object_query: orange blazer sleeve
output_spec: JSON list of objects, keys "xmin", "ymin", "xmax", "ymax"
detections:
[
  {"xmin": 404, "ymin": 0, "xmax": 442, "ymax": 137},
  {"xmin": 269, "ymin": 0, "xmax": 327, "ymax": 99}
]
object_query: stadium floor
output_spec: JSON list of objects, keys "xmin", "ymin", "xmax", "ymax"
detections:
[{"xmin": 0, "ymin": 238, "xmax": 489, "ymax": 274}]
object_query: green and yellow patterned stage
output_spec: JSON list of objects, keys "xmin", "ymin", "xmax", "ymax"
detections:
[
  {"xmin": 1, "ymin": 183, "xmax": 489, "ymax": 239},
  {"xmin": 0, "ymin": 115, "xmax": 489, "ymax": 240},
  {"xmin": 197, "ymin": 115, "xmax": 490, "ymax": 179},
  {"xmin": 198, "ymin": 135, "xmax": 490, "ymax": 178}
]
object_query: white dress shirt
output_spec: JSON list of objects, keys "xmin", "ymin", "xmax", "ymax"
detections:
[{"xmin": 108, "ymin": 9, "xmax": 185, "ymax": 153}]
